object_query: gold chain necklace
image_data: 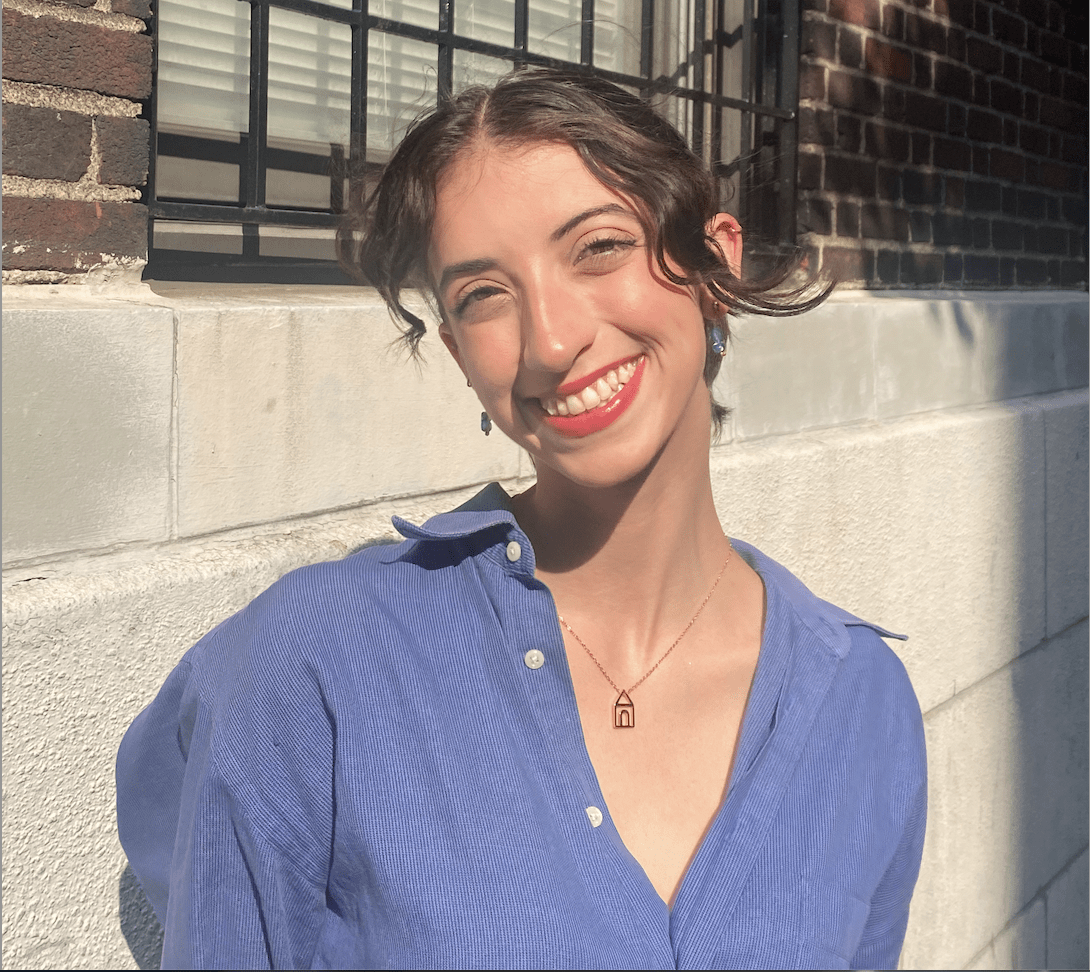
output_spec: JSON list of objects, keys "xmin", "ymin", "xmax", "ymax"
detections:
[{"xmin": 558, "ymin": 543, "xmax": 732, "ymax": 729}]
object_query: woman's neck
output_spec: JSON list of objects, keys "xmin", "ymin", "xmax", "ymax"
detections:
[{"xmin": 510, "ymin": 430, "xmax": 732, "ymax": 674}]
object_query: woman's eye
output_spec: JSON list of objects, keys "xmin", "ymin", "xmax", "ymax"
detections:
[
  {"xmin": 576, "ymin": 236, "xmax": 637, "ymax": 268},
  {"xmin": 454, "ymin": 285, "xmax": 505, "ymax": 316}
]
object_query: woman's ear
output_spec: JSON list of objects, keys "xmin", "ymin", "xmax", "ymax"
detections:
[
  {"xmin": 438, "ymin": 321, "xmax": 466, "ymax": 375},
  {"xmin": 706, "ymin": 213, "xmax": 743, "ymax": 277}
]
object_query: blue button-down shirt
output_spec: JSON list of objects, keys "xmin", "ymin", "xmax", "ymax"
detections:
[{"xmin": 117, "ymin": 484, "xmax": 926, "ymax": 970}]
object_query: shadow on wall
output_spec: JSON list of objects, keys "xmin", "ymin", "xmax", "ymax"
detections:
[{"xmin": 120, "ymin": 865, "xmax": 163, "ymax": 970}]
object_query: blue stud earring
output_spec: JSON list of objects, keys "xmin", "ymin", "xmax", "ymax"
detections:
[
  {"xmin": 710, "ymin": 326, "xmax": 727, "ymax": 357},
  {"xmin": 480, "ymin": 412, "xmax": 492, "ymax": 436}
]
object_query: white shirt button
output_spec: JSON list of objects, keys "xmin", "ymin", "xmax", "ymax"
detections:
[
  {"xmin": 585, "ymin": 806, "xmax": 604, "ymax": 828},
  {"xmin": 523, "ymin": 649, "xmax": 545, "ymax": 670},
  {"xmin": 505, "ymin": 540, "xmax": 522, "ymax": 562}
]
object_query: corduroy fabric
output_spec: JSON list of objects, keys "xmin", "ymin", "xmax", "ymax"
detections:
[{"xmin": 117, "ymin": 484, "xmax": 927, "ymax": 970}]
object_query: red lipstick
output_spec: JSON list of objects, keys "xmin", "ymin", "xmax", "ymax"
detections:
[{"xmin": 540, "ymin": 356, "xmax": 645, "ymax": 438}]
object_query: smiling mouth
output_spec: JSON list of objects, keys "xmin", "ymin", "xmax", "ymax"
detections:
[{"xmin": 539, "ymin": 356, "xmax": 644, "ymax": 416}]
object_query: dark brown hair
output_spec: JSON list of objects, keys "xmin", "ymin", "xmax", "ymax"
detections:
[{"xmin": 337, "ymin": 67, "xmax": 830, "ymax": 432}]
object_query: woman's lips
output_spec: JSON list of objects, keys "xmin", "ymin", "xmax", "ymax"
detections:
[{"xmin": 537, "ymin": 356, "xmax": 646, "ymax": 438}]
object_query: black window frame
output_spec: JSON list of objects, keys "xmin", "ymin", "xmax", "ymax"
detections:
[{"xmin": 144, "ymin": 0, "xmax": 800, "ymax": 282}]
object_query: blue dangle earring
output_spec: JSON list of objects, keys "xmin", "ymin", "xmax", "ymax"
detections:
[
  {"xmin": 480, "ymin": 412, "xmax": 492, "ymax": 436},
  {"xmin": 710, "ymin": 326, "xmax": 727, "ymax": 357}
]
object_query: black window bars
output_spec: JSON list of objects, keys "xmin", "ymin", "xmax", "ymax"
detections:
[{"xmin": 145, "ymin": 0, "xmax": 800, "ymax": 282}]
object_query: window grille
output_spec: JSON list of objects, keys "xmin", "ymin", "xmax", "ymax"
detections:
[{"xmin": 146, "ymin": 0, "xmax": 800, "ymax": 281}]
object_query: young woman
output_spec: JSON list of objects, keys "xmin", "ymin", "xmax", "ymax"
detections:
[{"xmin": 117, "ymin": 69, "xmax": 926, "ymax": 970}]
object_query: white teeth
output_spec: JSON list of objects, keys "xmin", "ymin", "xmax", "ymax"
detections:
[
  {"xmin": 580, "ymin": 385, "xmax": 601, "ymax": 409},
  {"xmin": 541, "ymin": 355, "xmax": 643, "ymax": 418}
]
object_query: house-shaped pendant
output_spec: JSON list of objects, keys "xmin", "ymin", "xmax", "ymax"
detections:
[{"xmin": 613, "ymin": 690, "xmax": 635, "ymax": 728}]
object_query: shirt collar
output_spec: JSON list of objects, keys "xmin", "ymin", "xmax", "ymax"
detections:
[{"xmin": 392, "ymin": 483, "xmax": 906, "ymax": 657}]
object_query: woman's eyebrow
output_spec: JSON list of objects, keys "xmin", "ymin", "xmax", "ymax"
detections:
[
  {"xmin": 549, "ymin": 203, "xmax": 634, "ymax": 242},
  {"xmin": 438, "ymin": 257, "xmax": 499, "ymax": 295}
]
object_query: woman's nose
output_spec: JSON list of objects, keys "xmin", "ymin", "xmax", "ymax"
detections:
[{"xmin": 520, "ymin": 280, "xmax": 593, "ymax": 375}]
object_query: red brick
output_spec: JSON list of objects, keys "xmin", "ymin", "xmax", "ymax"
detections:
[
  {"xmin": 2, "ymin": 103, "xmax": 91, "ymax": 181},
  {"xmin": 2, "ymin": 198, "xmax": 147, "ymax": 271},
  {"xmin": 828, "ymin": 0, "xmax": 880, "ymax": 30},
  {"xmin": 882, "ymin": 4, "xmax": 905, "ymax": 39},
  {"xmin": 799, "ymin": 63, "xmax": 826, "ymax": 101},
  {"xmin": 865, "ymin": 38, "xmax": 912, "ymax": 82},
  {"xmin": 1, "ymin": 10, "xmax": 151, "ymax": 100},
  {"xmin": 839, "ymin": 27, "xmax": 863, "ymax": 69},
  {"xmin": 903, "ymin": 11, "xmax": 947, "ymax": 54},
  {"xmin": 96, "ymin": 116, "xmax": 150, "ymax": 186}
]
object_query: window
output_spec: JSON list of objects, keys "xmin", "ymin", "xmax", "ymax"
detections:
[{"xmin": 146, "ymin": 0, "xmax": 800, "ymax": 281}]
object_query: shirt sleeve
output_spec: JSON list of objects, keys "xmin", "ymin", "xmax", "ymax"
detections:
[
  {"xmin": 117, "ymin": 595, "xmax": 337, "ymax": 970},
  {"xmin": 849, "ymin": 768, "xmax": 928, "ymax": 971}
]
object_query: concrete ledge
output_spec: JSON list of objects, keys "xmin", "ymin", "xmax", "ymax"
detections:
[{"xmin": 3, "ymin": 286, "xmax": 1086, "ymax": 566}]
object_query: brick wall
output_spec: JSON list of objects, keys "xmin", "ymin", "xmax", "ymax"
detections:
[
  {"xmin": 798, "ymin": 0, "xmax": 1089, "ymax": 289},
  {"xmin": 2, "ymin": 0, "xmax": 152, "ymax": 283}
]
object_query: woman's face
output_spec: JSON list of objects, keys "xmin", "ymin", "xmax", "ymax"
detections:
[{"xmin": 430, "ymin": 139, "xmax": 737, "ymax": 490}]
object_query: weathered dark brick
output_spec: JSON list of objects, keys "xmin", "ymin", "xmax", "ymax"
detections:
[
  {"xmin": 972, "ymin": 143, "xmax": 990, "ymax": 176},
  {"xmin": 56, "ymin": 0, "xmax": 95, "ymax": 7},
  {"xmin": 802, "ymin": 18, "xmax": 837, "ymax": 59},
  {"xmin": 989, "ymin": 148, "xmax": 1025, "ymax": 181},
  {"xmin": 991, "ymin": 219, "xmax": 1021, "ymax": 249},
  {"xmin": 799, "ymin": 197, "xmax": 833, "ymax": 234},
  {"xmin": 991, "ymin": 8, "xmax": 1027, "ymax": 46},
  {"xmin": 943, "ymin": 252, "xmax": 963, "ymax": 284},
  {"xmin": 827, "ymin": 70, "xmax": 882, "ymax": 114},
  {"xmin": 1062, "ymin": 196, "xmax": 1087, "ymax": 225},
  {"xmin": 911, "ymin": 132, "xmax": 931, "ymax": 165},
  {"xmin": 839, "ymin": 27, "xmax": 863, "ymax": 69},
  {"xmin": 1047, "ymin": 197, "xmax": 1061, "ymax": 222},
  {"xmin": 1023, "ymin": 92, "xmax": 1039, "ymax": 124},
  {"xmin": 877, "ymin": 164, "xmax": 902, "ymax": 200},
  {"xmin": 1059, "ymin": 260, "xmax": 1088, "ymax": 286},
  {"xmin": 909, "ymin": 210, "xmax": 931, "ymax": 242},
  {"xmin": 2, "ymin": 103, "xmax": 91, "ymax": 181},
  {"xmin": 1016, "ymin": 189, "xmax": 1048, "ymax": 219},
  {"xmin": 865, "ymin": 38, "xmax": 911, "ymax": 81},
  {"xmin": 966, "ymin": 36, "xmax": 1003, "ymax": 75},
  {"xmin": 932, "ymin": 212, "xmax": 971, "ymax": 245},
  {"xmin": 913, "ymin": 52, "xmax": 933, "ymax": 88},
  {"xmin": 876, "ymin": 248, "xmax": 901, "ymax": 283},
  {"xmin": 828, "ymin": 0, "xmax": 880, "ymax": 30},
  {"xmin": 799, "ymin": 107, "xmax": 835, "ymax": 146},
  {"xmin": 901, "ymin": 250, "xmax": 944, "ymax": 284},
  {"xmin": 1045, "ymin": 1, "xmax": 1064, "ymax": 33},
  {"xmin": 96, "ymin": 116, "xmax": 149, "ymax": 186},
  {"xmin": 990, "ymin": 79, "xmax": 1022, "ymax": 115},
  {"xmin": 973, "ymin": 0, "xmax": 992, "ymax": 34},
  {"xmin": 1001, "ymin": 186, "xmax": 1019, "ymax": 216},
  {"xmin": 971, "ymin": 74, "xmax": 990, "ymax": 108},
  {"xmin": 821, "ymin": 244, "xmax": 874, "ymax": 282},
  {"xmin": 1016, "ymin": 258, "xmax": 1048, "ymax": 284},
  {"xmin": 836, "ymin": 114, "xmax": 862, "ymax": 153},
  {"xmin": 798, "ymin": 152, "xmax": 823, "ymax": 190},
  {"xmin": 935, "ymin": 62, "xmax": 973, "ymax": 100},
  {"xmin": 999, "ymin": 256, "xmax": 1016, "ymax": 285},
  {"xmin": 865, "ymin": 122, "xmax": 911, "ymax": 162},
  {"xmin": 883, "ymin": 86, "xmax": 906, "ymax": 123},
  {"xmin": 967, "ymin": 108, "xmax": 1003, "ymax": 143},
  {"xmin": 2, "ymin": 198, "xmax": 148, "ymax": 270},
  {"xmin": 903, "ymin": 170, "xmax": 943, "ymax": 205},
  {"xmin": 964, "ymin": 254, "xmax": 1000, "ymax": 283},
  {"xmin": 946, "ymin": 26, "xmax": 966, "ymax": 61},
  {"xmin": 823, "ymin": 155, "xmax": 877, "ymax": 195},
  {"xmin": 946, "ymin": 176, "xmax": 965, "ymax": 207},
  {"xmin": 860, "ymin": 203, "xmax": 910, "ymax": 241},
  {"xmin": 903, "ymin": 91, "xmax": 947, "ymax": 133},
  {"xmin": 904, "ymin": 11, "xmax": 947, "ymax": 53},
  {"xmin": 836, "ymin": 200, "xmax": 859, "ymax": 237},
  {"xmin": 2, "ymin": 10, "xmax": 152, "ymax": 99},
  {"xmin": 1061, "ymin": 133, "xmax": 1087, "ymax": 166},
  {"xmin": 1039, "ymin": 227, "xmax": 1070, "ymax": 255},
  {"xmin": 948, "ymin": 104, "xmax": 967, "ymax": 137},
  {"xmin": 800, "ymin": 63, "xmax": 827, "ymax": 101},
  {"xmin": 1001, "ymin": 51, "xmax": 1021, "ymax": 85},
  {"xmin": 1038, "ymin": 161, "xmax": 1074, "ymax": 191},
  {"xmin": 111, "ymin": 0, "xmax": 152, "ymax": 19},
  {"xmin": 1062, "ymin": 70, "xmax": 1089, "ymax": 107},
  {"xmin": 964, "ymin": 179, "xmax": 1002, "ymax": 212},
  {"xmin": 1025, "ymin": 24, "xmax": 1039, "ymax": 58},
  {"xmin": 936, "ymin": 0, "xmax": 975, "ymax": 29},
  {"xmin": 1039, "ymin": 95, "xmax": 1074, "ymax": 129},
  {"xmin": 970, "ymin": 217, "xmax": 991, "ymax": 248},
  {"xmin": 882, "ymin": 4, "xmax": 905, "ymax": 39},
  {"xmin": 1038, "ymin": 30, "xmax": 1069, "ymax": 68},
  {"xmin": 1019, "ymin": 122, "xmax": 1049, "ymax": 157},
  {"xmin": 1020, "ymin": 57, "xmax": 1050, "ymax": 94},
  {"xmin": 934, "ymin": 136, "xmax": 971, "ymax": 170}
]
